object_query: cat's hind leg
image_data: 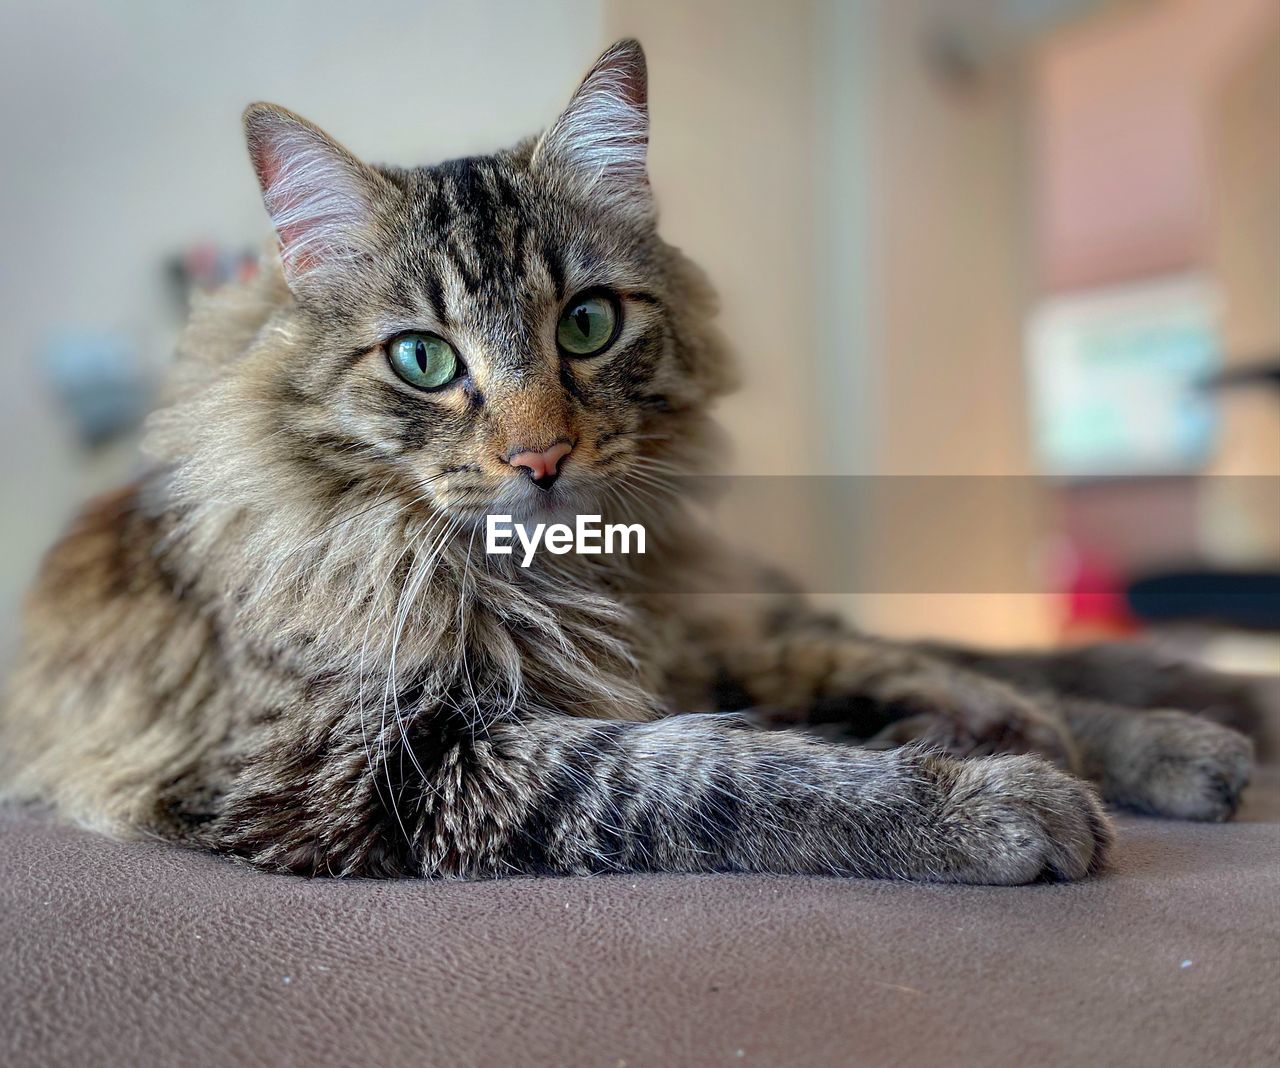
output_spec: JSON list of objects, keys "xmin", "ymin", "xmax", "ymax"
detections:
[
  {"xmin": 924, "ymin": 639, "xmax": 1275, "ymax": 746},
  {"xmin": 1061, "ymin": 699, "xmax": 1254, "ymax": 821}
]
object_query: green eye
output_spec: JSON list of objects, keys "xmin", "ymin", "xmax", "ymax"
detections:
[
  {"xmin": 557, "ymin": 292, "xmax": 620, "ymax": 356},
  {"xmin": 387, "ymin": 332, "xmax": 459, "ymax": 390}
]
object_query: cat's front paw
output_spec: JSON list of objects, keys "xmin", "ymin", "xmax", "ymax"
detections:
[
  {"xmin": 1108, "ymin": 711, "xmax": 1254, "ymax": 821},
  {"xmin": 929, "ymin": 754, "xmax": 1112, "ymax": 884}
]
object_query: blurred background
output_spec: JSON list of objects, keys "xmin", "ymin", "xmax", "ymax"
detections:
[{"xmin": 1, "ymin": 0, "xmax": 1277, "ymax": 669}]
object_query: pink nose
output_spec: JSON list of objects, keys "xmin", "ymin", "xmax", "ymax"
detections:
[{"xmin": 505, "ymin": 440, "xmax": 573, "ymax": 488}]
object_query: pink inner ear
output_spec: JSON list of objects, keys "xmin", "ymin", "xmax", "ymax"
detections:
[
  {"xmin": 247, "ymin": 129, "xmax": 350, "ymax": 276},
  {"xmin": 250, "ymin": 140, "xmax": 319, "ymax": 274},
  {"xmin": 607, "ymin": 52, "xmax": 647, "ymax": 113},
  {"xmin": 249, "ymin": 137, "xmax": 282, "ymax": 189},
  {"xmin": 605, "ymin": 56, "xmax": 648, "ymax": 171}
]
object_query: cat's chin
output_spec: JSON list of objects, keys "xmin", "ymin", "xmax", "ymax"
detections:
[
  {"xmin": 497, "ymin": 486, "xmax": 595, "ymax": 527},
  {"xmin": 439, "ymin": 482, "xmax": 595, "ymax": 531}
]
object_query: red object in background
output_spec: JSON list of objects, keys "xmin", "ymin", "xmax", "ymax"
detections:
[
  {"xmin": 1045, "ymin": 535, "xmax": 1140, "ymax": 641},
  {"xmin": 1063, "ymin": 551, "xmax": 1140, "ymax": 640},
  {"xmin": 1047, "ymin": 480, "xmax": 1205, "ymax": 641}
]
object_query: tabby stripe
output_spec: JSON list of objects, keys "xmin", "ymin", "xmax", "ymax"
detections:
[
  {"xmin": 559, "ymin": 362, "xmax": 585, "ymax": 401},
  {"xmin": 541, "ymin": 241, "xmax": 566, "ymax": 299},
  {"xmin": 421, "ymin": 266, "xmax": 450, "ymax": 327},
  {"xmin": 326, "ymin": 345, "xmax": 376, "ymax": 390},
  {"xmin": 445, "ymin": 235, "xmax": 484, "ymax": 294},
  {"xmin": 424, "ymin": 182, "xmax": 453, "ymax": 235},
  {"xmin": 604, "ymin": 325, "xmax": 663, "ymax": 391}
]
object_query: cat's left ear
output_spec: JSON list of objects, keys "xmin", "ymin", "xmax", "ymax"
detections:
[{"xmin": 533, "ymin": 39, "xmax": 650, "ymax": 213}]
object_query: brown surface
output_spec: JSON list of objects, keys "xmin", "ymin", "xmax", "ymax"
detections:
[{"xmin": 3, "ymin": 772, "xmax": 1279, "ymax": 1068}]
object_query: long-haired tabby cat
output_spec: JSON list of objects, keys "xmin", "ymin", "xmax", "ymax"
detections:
[{"xmin": 2, "ymin": 41, "xmax": 1261, "ymax": 883}]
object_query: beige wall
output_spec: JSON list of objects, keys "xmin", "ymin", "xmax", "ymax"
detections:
[
  {"xmin": 1206, "ymin": 27, "xmax": 1280, "ymax": 560},
  {"xmin": 856, "ymin": 0, "xmax": 1049, "ymax": 645},
  {"xmin": 605, "ymin": 0, "xmax": 822, "ymax": 477},
  {"xmin": 1212, "ymin": 29, "xmax": 1280, "ymax": 478},
  {"xmin": 607, "ymin": 0, "xmax": 1052, "ymax": 647}
]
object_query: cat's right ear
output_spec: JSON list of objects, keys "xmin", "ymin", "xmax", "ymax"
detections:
[{"xmin": 243, "ymin": 103, "xmax": 389, "ymax": 290}]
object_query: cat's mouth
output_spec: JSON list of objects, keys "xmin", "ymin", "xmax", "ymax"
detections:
[
  {"xmin": 422, "ymin": 452, "xmax": 664, "ymax": 533},
  {"xmin": 424, "ymin": 471, "xmax": 595, "ymax": 530},
  {"xmin": 494, "ymin": 475, "xmax": 601, "ymax": 526}
]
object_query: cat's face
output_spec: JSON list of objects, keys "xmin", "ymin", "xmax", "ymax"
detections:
[{"xmin": 243, "ymin": 41, "xmax": 731, "ymax": 526}]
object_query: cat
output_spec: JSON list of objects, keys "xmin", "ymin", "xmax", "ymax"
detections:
[{"xmin": 0, "ymin": 40, "xmax": 1262, "ymax": 884}]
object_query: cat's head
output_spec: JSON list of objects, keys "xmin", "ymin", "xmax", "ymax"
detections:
[{"xmin": 224, "ymin": 39, "xmax": 733, "ymax": 527}]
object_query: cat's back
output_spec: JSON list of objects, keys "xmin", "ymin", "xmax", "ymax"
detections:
[
  {"xmin": 1, "ymin": 479, "xmax": 219, "ymax": 832},
  {"xmin": 6, "ymin": 263, "xmax": 287, "ymax": 720},
  {"xmin": 17, "ymin": 482, "xmax": 177, "ymax": 664}
]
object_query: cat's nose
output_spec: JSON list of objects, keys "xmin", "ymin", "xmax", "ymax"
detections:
[{"xmin": 505, "ymin": 440, "xmax": 573, "ymax": 490}]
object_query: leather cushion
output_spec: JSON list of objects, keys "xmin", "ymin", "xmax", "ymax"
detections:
[{"xmin": 3, "ymin": 771, "xmax": 1278, "ymax": 1067}]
